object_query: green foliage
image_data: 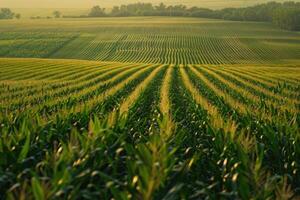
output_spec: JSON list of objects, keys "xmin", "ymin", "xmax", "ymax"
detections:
[
  {"xmin": 17, "ymin": 127, "xmax": 31, "ymax": 163},
  {"xmin": 53, "ymin": 11, "xmax": 61, "ymax": 18},
  {"xmin": 64, "ymin": 1, "xmax": 300, "ymax": 31},
  {"xmin": 88, "ymin": 6, "xmax": 106, "ymax": 17},
  {"xmin": 31, "ymin": 177, "xmax": 45, "ymax": 200},
  {"xmin": 15, "ymin": 13, "xmax": 21, "ymax": 19},
  {"xmin": 273, "ymin": 7, "xmax": 300, "ymax": 30},
  {"xmin": 0, "ymin": 8, "xmax": 15, "ymax": 19}
]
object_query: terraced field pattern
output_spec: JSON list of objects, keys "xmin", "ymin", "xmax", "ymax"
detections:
[{"xmin": 0, "ymin": 17, "xmax": 300, "ymax": 199}]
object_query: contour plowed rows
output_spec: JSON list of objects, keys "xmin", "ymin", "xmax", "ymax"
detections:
[{"xmin": 53, "ymin": 34, "xmax": 276, "ymax": 64}]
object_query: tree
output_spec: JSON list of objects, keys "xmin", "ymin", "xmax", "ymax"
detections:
[
  {"xmin": 273, "ymin": 7, "xmax": 300, "ymax": 30},
  {"xmin": 0, "ymin": 8, "xmax": 15, "ymax": 19},
  {"xmin": 189, "ymin": 7, "xmax": 214, "ymax": 18},
  {"xmin": 53, "ymin": 10, "xmax": 61, "ymax": 18},
  {"xmin": 111, "ymin": 6, "xmax": 120, "ymax": 16},
  {"xmin": 156, "ymin": 3, "xmax": 166, "ymax": 12},
  {"xmin": 15, "ymin": 13, "xmax": 21, "ymax": 19},
  {"xmin": 88, "ymin": 6, "xmax": 106, "ymax": 17},
  {"xmin": 62, "ymin": 1, "xmax": 300, "ymax": 31}
]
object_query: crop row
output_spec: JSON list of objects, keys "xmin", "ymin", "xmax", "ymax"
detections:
[
  {"xmin": 53, "ymin": 34, "xmax": 284, "ymax": 65},
  {"xmin": 0, "ymin": 58, "xmax": 299, "ymax": 199},
  {"xmin": 1, "ymin": 28, "xmax": 300, "ymax": 65}
]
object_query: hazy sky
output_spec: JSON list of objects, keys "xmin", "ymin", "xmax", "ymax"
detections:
[{"xmin": 1, "ymin": 0, "xmax": 295, "ymax": 8}]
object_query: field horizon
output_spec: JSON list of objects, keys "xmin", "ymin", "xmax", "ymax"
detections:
[
  {"xmin": 5, "ymin": 0, "xmax": 300, "ymax": 9},
  {"xmin": 4, "ymin": 0, "xmax": 299, "ymax": 19}
]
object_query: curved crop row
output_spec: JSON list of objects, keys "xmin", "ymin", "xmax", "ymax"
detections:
[{"xmin": 0, "ymin": 58, "xmax": 299, "ymax": 199}]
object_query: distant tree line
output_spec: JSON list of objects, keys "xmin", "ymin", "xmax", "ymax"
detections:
[
  {"xmin": 212, "ymin": 1, "xmax": 300, "ymax": 31},
  {"xmin": 0, "ymin": 8, "xmax": 20, "ymax": 19},
  {"xmin": 31, "ymin": 10, "xmax": 62, "ymax": 19},
  {"xmin": 63, "ymin": 1, "xmax": 300, "ymax": 31}
]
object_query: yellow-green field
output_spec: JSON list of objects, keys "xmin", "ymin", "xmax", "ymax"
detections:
[
  {"xmin": 0, "ymin": 17, "xmax": 299, "ymax": 199},
  {"xmin": 0, "ymin": 17, "xmax": 300, "ymax": 64}
]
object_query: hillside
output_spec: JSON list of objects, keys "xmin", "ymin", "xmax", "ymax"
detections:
[{"xmin": 0, "ymin": 17, "xmax": 299, "ymax": 64}]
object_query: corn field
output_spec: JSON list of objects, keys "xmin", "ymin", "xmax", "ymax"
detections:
[
  {"xmin": 0, "ymin": 57, "xmax": 299, "ymax": 199},
  {"xmin": 1, "ymin": 18, "xmax": 300, "ymax": 65}
]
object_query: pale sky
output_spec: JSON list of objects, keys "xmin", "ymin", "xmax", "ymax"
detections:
[{"xmin": 1, "ymin": 0, "xmax": 295, "ymax": 8}]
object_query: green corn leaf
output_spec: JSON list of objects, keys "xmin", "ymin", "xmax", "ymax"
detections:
[
  {"xmin": 31, "ymin": 177, "xmax": 45, "ymax": 200},
  {"xmin": 18, "ymin": 131, "xmax": 31, "ymax": 163}
]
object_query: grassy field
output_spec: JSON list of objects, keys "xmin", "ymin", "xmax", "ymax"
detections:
[
  {"xmin": 0, "ymin": 17, "xmax": 300, "ymax": 64},
  {"xmin": 0, "ymin": 17, "xmax": 300, "ymax": 199}
]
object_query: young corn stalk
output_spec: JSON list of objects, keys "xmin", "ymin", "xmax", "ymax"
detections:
[
  {"xmin": 179, "ymin": 65, "xmax": 237, "ymax": 134},
  {"xmin": 119, "ymin": 64, "xmax": 165, "ymax": 115},
  {"xmin": 189, "ymin": 65, "xmax": 248, "ymax": 115},
  {"xmin": 129, "ymin": 120, "xmax": 177, "ymax": 200},
  {"xmin": 159, "ymin": 65, "xmax": 175, "ymax": 140}
]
